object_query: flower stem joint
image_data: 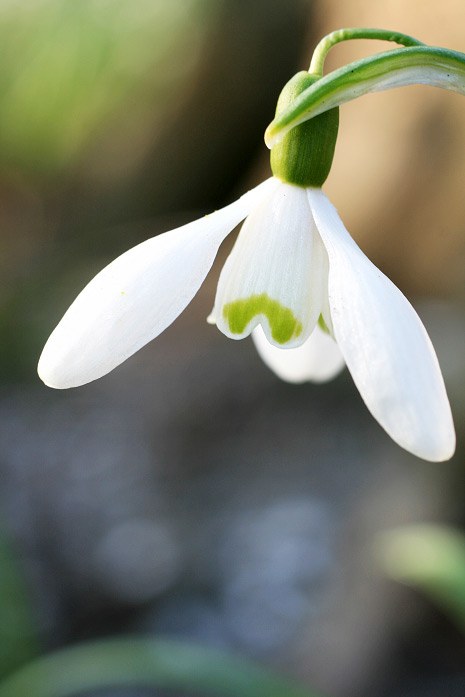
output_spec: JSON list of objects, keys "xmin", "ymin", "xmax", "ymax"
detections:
[{"xmin": 270, "ymin": 72, "xmax": 339, "ymax": 188}]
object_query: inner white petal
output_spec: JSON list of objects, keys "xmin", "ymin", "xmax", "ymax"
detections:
[
  {"xmin": 213, "ymin": 181, "xmax": 328, "ymax": 348},
  {"xmin": 252, "ymin": 324, "xmax": 345, "ymax": 384}
]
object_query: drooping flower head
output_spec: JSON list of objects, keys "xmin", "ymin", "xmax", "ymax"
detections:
[{"xmin": 39, "ymin": 28, "xmax": 463, "ymax": 462}]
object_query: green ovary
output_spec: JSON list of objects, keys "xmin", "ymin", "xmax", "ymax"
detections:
[{"xmin": 223, "ymin": 293, "xmax": 303, "ymax": 344}]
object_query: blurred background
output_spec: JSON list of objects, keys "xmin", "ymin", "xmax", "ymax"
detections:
[{"xmin": 0, "ymin": 1, "xmax": 464, "ymax": 696}]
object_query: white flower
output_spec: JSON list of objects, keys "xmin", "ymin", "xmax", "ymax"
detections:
[{"xmin": 38, "ymin": 176, "xmax": 455, "ymax": 462}]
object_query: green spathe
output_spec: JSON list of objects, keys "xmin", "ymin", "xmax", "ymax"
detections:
[
  {"xmin": 270, "ymin": 71, "xmax": 339, "ymax": 187},
  {"xmin": 266, "ymin": 47, "xmax": 465, "ymax": 148},
  {"xmin": 223, "ymin": 293, "xmax": 303, "ymax": 344}
]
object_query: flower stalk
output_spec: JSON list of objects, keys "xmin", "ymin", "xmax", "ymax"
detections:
[
  {"xmin": 308, "ymin": 27, "xmax": 425, "ymax": 77},
  {"xmin": 266, "ymin": 43, "xmax": 465, "ymax": 147}
]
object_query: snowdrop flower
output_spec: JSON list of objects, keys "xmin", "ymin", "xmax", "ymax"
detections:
[{"xmin": 38, "ymin": 70, "xmax": 455, "ymax": 462}]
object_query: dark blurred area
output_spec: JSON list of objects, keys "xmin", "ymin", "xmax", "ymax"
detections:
[{"xmin": 0, "ymin": 1, "xmax": 464, "ymax": 696}]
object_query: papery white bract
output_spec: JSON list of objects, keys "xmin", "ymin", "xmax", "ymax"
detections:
[{"xmin": 38, "ymin": 176, "xmax": 455, "ymax": 462}]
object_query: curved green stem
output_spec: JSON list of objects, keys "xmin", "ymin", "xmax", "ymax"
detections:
[
  {"xmin": 266, "ymin": 45, "xmax": 465, "ymax": 148},
  {"xmin": 309, "ymin": 27, "xmax": 424, "ymax": 76},
  {"xmin": 0, "ymin": 637, "xmax": 322, "ymax": 697}
]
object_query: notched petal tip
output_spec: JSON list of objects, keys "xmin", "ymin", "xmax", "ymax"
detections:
[
  {"xmin": 213, "ymin": 182, "xmax": 328, "ymax": 349},
  {"xmin": 221, "ymin": 293, "xmax": 304, "ymax": 346}
]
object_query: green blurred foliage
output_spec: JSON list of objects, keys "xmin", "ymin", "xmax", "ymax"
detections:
[
  {"xmin": 0, "ymin": 0, "xmax": 215, "ymax": 174},
  {"xmin": 0, "ymin": 638, "xmax": 320, "ymax": 697},
  {"xmin": 0, "ymin": 522, "xmax": 39, "ymax": 678},
  {"xmin": 377, "ymin": 524, "xmax": 465, "ymax": 631}
]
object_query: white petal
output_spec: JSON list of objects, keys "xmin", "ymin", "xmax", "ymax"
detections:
[
  {"xmin": 252, "ymin": 323, "xmax": 345, "ymax": 384},
  {"xmin": 308, "ymin": 188, "xmax": 455, "ymax": 462},
  {"xmin": 212, "ymin": 181, "xmax": 328, "ymax": 348},
  {"xmin": 38, "ymin": 177, "xmax": 278, "ymax": 389}
]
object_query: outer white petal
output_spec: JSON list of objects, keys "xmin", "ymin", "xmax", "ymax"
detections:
[
  {"xmin": 212, "ymin": 181, "xmax": 328, "ymax": 348},
  {"xmin": 307, "ymin": 188, "xmax": 455, "ymax": 462},
  {"xmin": 252, "ymin": 324, "xmax": 345, "ymax": 384},
  {"xmin": 38, "ymin": 177, "xmax": 278, "ymax": 389}
]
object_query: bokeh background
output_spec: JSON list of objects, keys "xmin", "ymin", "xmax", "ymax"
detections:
[{"xmin": 1, "ymin": 1, "xmax": 464, "ymax": 696}]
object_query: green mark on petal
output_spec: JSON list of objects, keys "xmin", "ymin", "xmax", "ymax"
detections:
[
  {"xmin": 318, "ymin": 314, "xmax": 330, "ymax": 334},
  {"xmin": 223, "ymin": 293, "xmax": 302, "ymax": 344}
]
